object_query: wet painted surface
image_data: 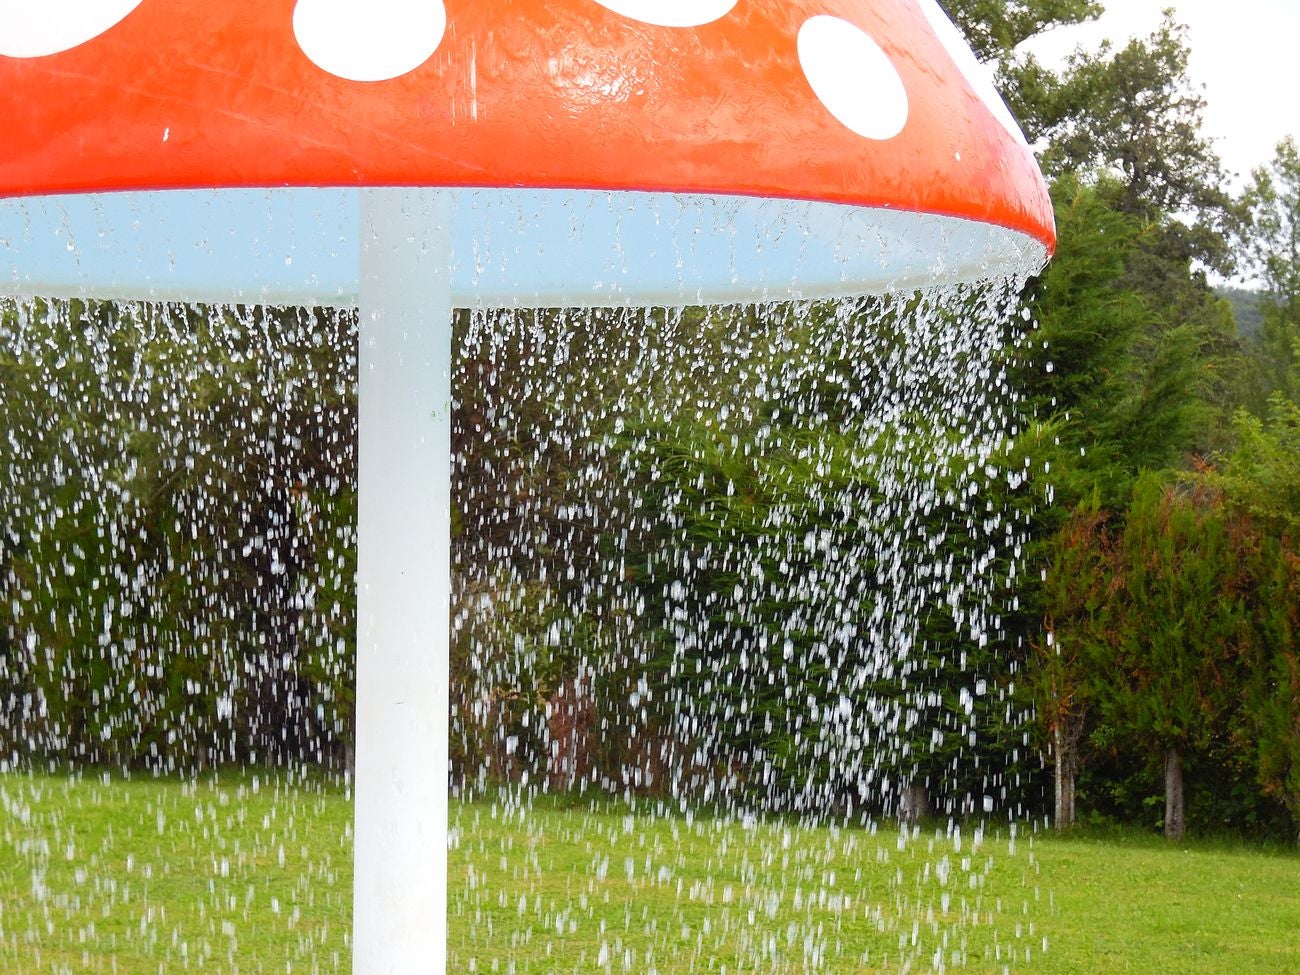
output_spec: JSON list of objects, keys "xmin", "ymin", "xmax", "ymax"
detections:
[{"xmin": 0, "ymin": 0, "xmax": 1053, "ymax": 248}]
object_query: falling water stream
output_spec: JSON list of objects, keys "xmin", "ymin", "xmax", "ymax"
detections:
[{"xmin": 0, "ymin": 272, "xmax": 1048, "ymax": 972}]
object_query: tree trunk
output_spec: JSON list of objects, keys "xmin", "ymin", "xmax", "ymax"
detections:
[
  {"xmin": 1164, "ymin": 747, "xmax": 1185, "ymax": 840},
  {"xmin": 899, "ymin": 781, "xmax": 931, "ymax": 824},
  {"xmin": 1054, "ymin": 723, "xmax": 1077, "ymax": 829}
]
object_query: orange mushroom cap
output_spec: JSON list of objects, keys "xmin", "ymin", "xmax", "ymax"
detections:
[{"xmin": 0, "ymin": 0, "xmax": 1054, "ymax": 255}]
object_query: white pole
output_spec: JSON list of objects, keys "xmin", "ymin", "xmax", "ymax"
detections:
[{"xmin": 353, "ymin": 187, "xmax": 452, "ymax": 975}]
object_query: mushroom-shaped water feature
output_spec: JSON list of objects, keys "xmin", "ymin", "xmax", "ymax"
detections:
[{"xmin": 0, "ymin": 1, "xmax": 1054, "ymax": 971}]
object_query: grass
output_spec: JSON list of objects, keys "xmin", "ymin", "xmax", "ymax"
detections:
[
  {"xmin": 0, "ymin": 769, "xmax": 352, "ymax": 974},
  {"xmin": 0, "ymin": 772, "xmax": 1296, "ymax": 974}
]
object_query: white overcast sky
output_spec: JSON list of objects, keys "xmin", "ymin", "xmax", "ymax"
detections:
[{"xmin": 1018, "ymin": 0, "xmax": 1300, "ymax": 187}]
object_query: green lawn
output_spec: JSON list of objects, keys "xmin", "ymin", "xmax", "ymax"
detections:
[{"xmin": 0, "ymin": 772, "xmax": 1296, "ymax": 973}]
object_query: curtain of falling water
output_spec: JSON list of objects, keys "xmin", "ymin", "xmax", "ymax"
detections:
[
  {"xmin": 0, "ymin": 284, "xmax": 1038, "ymax": 807},
  {"xmin": 0, "ymin": 277, "xmax": 1046, "ymax": 972},
  {"xmin": 0, "ymin": 299, "xmax": 358, "ymax": 773},
  {"xmin": 450, "ymin": 280, "xmax": 1040, "ymax": 823}
]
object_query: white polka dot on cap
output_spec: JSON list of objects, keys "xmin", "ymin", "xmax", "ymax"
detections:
[
  {"xmin": 293, "ymin": 0, "xmax": 447, "ymax": 83},
  {"xmin": 0, "ymin": 0, "xmax": 144, "ymax": 58},
  {"xmin": 798, "ymin": 15, "xmax": 909, "ymax": 141},
  {"xmin": 589, "ymin": 0, "xmax": 738, "ymax": 28}
]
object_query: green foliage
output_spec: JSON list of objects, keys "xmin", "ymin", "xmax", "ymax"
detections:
[
  {"xmin": 1209, "ymin": 396, "xmax": 1300, "ymax": 838},
  {"xmin": 449, "ymin": 575, "xmax": 593, "ymax": 793},
  {"xmin": 1218, "ymin": 396, "xmax": 1300, "ymax": 534},
  {"xmin": 1064, "ymin": 473, "xmax": 1261, "ymax": 839},
  {"xmin": 1010, "ymin": 10, "xmax": 1238, "ymax": 336},
  {"xmin": 1021, "ymin": 176, "xmax": 1224, "ymax": 511},
  {"xmin": 1240, "ymin": 137, "xmax": 1300, "ymax": 316},
  {"xmin": 1035, "ymin": 499, "xmax": 1115, "ymax": 744},
  {"xmin": 997, "ymin": 11, "xmax": 1272, "ymax": 836},
  {"xmin": 615, "ymin": 319, "xmax": 1036, "ymax": 818},
  {"xmin": 1217, "ymin": 287, "xmax": 1266, "ymax": 341},
  {"xmin": 1021, "ymin": 176, "xmax": 1150, "ymax": 507},
  {"xmin": 1251, "ymin": 312, "xmax": 1300, "ymax": 409},
  {"xmin": 941, "ymin": 0, "xmax": 1101, "ymax": 65},
  {"xmin": 1034, "ymin": 15, "xmax": 1228, "ymax": 229},
  {"xmin": 1103, "ymin": 475, "xmax": 1248, "ymax": 757},
  {"xmin": 1025, "ymin": 10, "xmax": 1250, "ymax": 429},
  {"xmin": 1037, "ymin": 459, "xmax": 1299, "ymax": 840},
  {"xmin": 1, "ymin": 1, "xmax": 1295, "ymax": 850},
  {"xmin": 1245, "ymin": 541, "xmax": 1300, "ymax": 836},
  {"xmin": 0, "ymin": 299, "xmax": 358, "ymax": 771},
  {"xmin": 1238, "ymin": 138, "xmax": 1300, "ymax": 408}
]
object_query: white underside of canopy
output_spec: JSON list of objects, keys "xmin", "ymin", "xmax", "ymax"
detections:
[{"xmin": 0, "ymin": 187, "xmax": 1045, "ymax": 307}]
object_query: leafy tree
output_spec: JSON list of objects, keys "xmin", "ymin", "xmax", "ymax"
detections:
[
  {"xmin": 1014, "ymin": 175, "xmax": 1228, "ymax": 825},
  {"xmin": 1009, "ymin": 11, "xmax": 1239, "ymax": 344},
  {"xmin": 1219, "ymin": 396, "xmax": 1300, "ymax": 535},
  {"xmin": 1238, "ymin": 138, "xmax": 1300, "ymax": 407},
  {"xmin": 1036, "ymin": 495, "xmax": 1117, "ymax": 827},
  {"xmin": 1241, "ymin": 137, "xmax": 1300, "ymax": 315},
  {"xmin": 1245, "ymin": 538, "xmax": 1300, "ymax": 843},
  {"xmin": 1034, "ymin": 15, "xmax": 1227, "ymax": 222},
  {"xmin": 1098, "ymin": 475, "xmax": 1250, "ymax": 840},
  {"xmin": 976, "ymin": 5, "xmax": 1260, "ymax": 830},
  {"xmin": 941, "ymin": 0, "xmax": 1101, "ymax": 67},
  {"xmin": 1019, "ymin": 175, "xmax": 1153, "ymax": 508},
  {"xmin": 1210, "ymin": 392, "xmax": 1300, "ymax": 842},
  {"xmin": 941, "ymin": 0, "xmax": 1103, "ymax": 158}
]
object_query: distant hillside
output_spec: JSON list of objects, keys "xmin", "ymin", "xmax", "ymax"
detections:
[{"xmin": 1218, "ymin": 287, "xmax": 1266, "ymax": 340}]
